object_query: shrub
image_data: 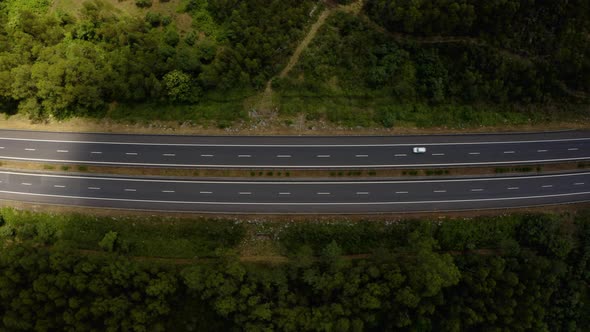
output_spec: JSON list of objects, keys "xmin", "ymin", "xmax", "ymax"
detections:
[
  {"xmin": 135, "ymin": 0, "xmax": 152, "ymax": 8},
  {"xmin": 99, "ymin": 231, "xmax": 118, "ymax": 252}
]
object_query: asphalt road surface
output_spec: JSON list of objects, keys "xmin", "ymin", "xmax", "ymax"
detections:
[
  {"xmin": 0, "ymin": 130, "xmax": 589, "ymax": 168},
  {"xmin": 1, "ymin": 170, "xmax": 589, "ymax": 213}
]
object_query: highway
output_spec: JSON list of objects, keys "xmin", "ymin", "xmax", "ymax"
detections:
[
  {"xmin": 0, "ymin": 130, "xmax": 589, "ymax": 168},
  {"xmin": 1, "ymin": 170, "xmax": 589, "ymax": 213}
]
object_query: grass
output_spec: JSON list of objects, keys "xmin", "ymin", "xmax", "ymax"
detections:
[
  {"xmin": 0, "ymin": 208, "xmax": 245, "ymax": 258},
  {"xmin": 276, "ymin": 90, "xmax": 589, "ymax": 128},
  {"xmin": 106, "ymin": 90, "xmax": 252, "ymax": 127},
  {"xmin": 0, "ymin": 207, "xmax": 586, "ymax": 261}
]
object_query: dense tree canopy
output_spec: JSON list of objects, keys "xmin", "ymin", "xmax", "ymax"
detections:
[
  {"xmin": 1, "ymin": 212, "xmax": 589, "ymax": 331},
  {"xmin": 0, "ymin": 0, "xmax": 315, "ymax": 118}
]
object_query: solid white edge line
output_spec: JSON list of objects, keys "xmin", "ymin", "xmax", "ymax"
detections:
[
  {"xmin": 1, "ymin": 136, "xmax": 590, "ymax": 147},
  {"xmin": 2, "ymin": 190, "xmax": 589, "ymax": 205},
  {"xmin": 0, "ymin": 170, "xmax": 588, "ymax": 185}
]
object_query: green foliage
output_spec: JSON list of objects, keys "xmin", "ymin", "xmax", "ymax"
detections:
[
  {"xmin": 163, "ymin": 70, "xmax": 195, "ymax": 102},
  {"xmin": 135, "ymin": 0, "xmax": 152, "ymax": 8},
  {"xmin": 516, "ymin": 214, "xmax": 575, "ymax": 258},
  {"xmin": 0, "ymin": 208, "xmax": 245, "ymax": 258},
  {"xmin": 0, "ymin": 0, "xmax": 315, "ymax": 123},
  {"xmin": 0, "ymin": 210, "xmax": 589, "ymax": 330},
  {"xmin": 98, "ymin": 230, "xmax": 118, "ymax": 252}
]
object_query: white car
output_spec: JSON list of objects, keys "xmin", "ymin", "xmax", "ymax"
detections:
[{"xmin": 412, "ymin": 147, "xmax": 427, "ymax": 154}]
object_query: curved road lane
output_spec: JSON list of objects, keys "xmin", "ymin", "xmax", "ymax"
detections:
[
  {"xmin": 1, "ymin": 170, "xmax": 589, "ymax": 213},
  {"xmin": 0, "ymin": 130, "xmax": 589, "ymax": 168}
]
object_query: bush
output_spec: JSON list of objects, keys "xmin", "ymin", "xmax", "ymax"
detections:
[
  {"xmin": 99, "ymin": 231, "xmax": 118, "ymax": 252},
  {"xmin": 135, "ymin": 0, "xmax": 152, "ymax": 8}
]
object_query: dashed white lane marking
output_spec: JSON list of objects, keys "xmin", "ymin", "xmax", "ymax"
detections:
[
  {"xmin": 91, "ymin": 151, "xmax": 102, "ymax": 154},
  {"xmin": 200, "ymin": 154, "xmax": 214, "ymax": 157},
  {"xmin": 53, "ymin": 185, "xmax": 66, "ymax": 188},
  {"xmin": 537, "ymin": 149, "xmax": 548, "ymax": 152},
  {"xmin": 574, "ymin": 182, "xmax": 585, "ymax": 186},
  {"xmin": 239, "ymin": 192, "xmax": 252, "ymax": 195},
  {"xmin": 88, "ymin": 187, "xmax": 100, "ymax": 190},
  {"xmin": 57, "ymin": 150, "xmax": 68, "ymax": 153},
  {"xmin": 469, "ymin": 152, "xmax": 480, "ymax": 155},
  {"xmin": 503, "ymin": 151, "xmax": 515, "ymax": 154},
  {"xmin": 276, "ymin": 155, "xmax": 291, "ymax": 158},
  {"xmin": 200, "ymin": 191, "xmax": 212, "ymax": 194},
  {"xmin": 163, "ymin": 153, "xmax": 176, "ymax": 157},
  {"xmin": 356, "ymin": 192, "xmax": 369, "ymax": 195},
  {"xmin": 542, "ymin": 185, "xmax": 553, "ymax": 188},
  {"xmin": 21, "ymin": 183, "xmax": 32, "ymax": 186},
  {"xmin": 317, "ymin": 155, "xmax": 331, "ymax": 158},
  {"xmin": 394, "ymin": 154, "xmax": 407, "ymax": 157},
  {"xmin": 433, "ymin": 190, "xmax": 447, "ymax": 193},
  {"xmin": 125, "ymin": 153, "xmax": 138, "ymax": 156},
  {"xmin": 279, "ymin": 192, "xmax": 291, "ymax": 195},
  {"xmin": 508, "ymin": 187, "xmax": 520, "ymax": 190},
  {"xmin": 162, "ymin": 190, "xmax": 175, "ymax": 193},
  {"xmin": 355, "ymin": 155, "xmax": 368, "ymax": 158},
  {"xmin": 238, "ymin": 155, "xmax": 251, "ymax": 158},
  {"xmin": 317, "ymin": 192, "xmax": 331, "ymax": 195},
  {"xmin": 25, "ymin": 148, "xmax": 36, "ymax": 151},
  {"xmin": 471, "ymin": 189, "xmax": 484, "ymax": 192},
  {"xmin": 124, "ymin": 189, "xmax": 137, "ymax": 192},
  {"xmin": 0, "ymin": 147, "xmax": 4, "ymax": 149},
  {"xmin": 432, "ymin": 153, "xmax": 445, "ymax": 156},
  {"xmin": 568, "ymin": 148, "xmax": 579, "ymax": 151},
  {"xmin": 395, "ymin": 191, "xmax": 409, "ymax": 194}
]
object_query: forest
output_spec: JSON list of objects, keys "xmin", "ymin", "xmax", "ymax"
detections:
[
  {"xmin": 1, "ymin": 210, "xmax": 589, "ymax": 331},
  {"xmin": 0, "ymin": 0, "xmax": 588, "ymax": 127}
]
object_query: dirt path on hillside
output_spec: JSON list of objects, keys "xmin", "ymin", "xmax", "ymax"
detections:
[
  {"xmin": 254, "ymin": 3, "xmax": 334, "ymax": 117},
  {"xmin": 279, "ymin": 9, "xmax": 332, "ymax": 78}
]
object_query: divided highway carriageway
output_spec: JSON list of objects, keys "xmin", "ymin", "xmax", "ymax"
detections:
[
  {"xmin": 0, "ymin": 129, "xmax": 589, "ymax": 168},
  {"xmin": 0, "ymin": 171, "xmax": 589, "ymax": 213}
]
